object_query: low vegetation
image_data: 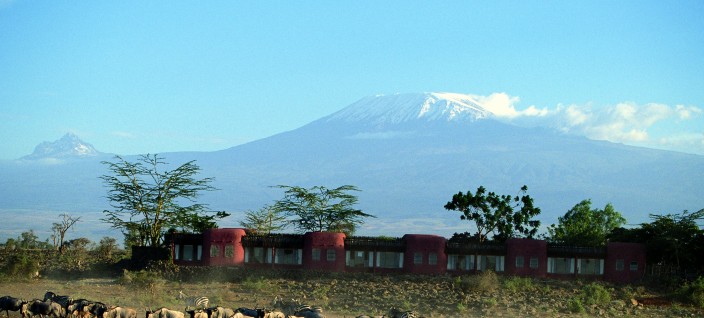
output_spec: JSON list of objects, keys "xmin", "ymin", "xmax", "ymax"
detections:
[{"xmin": 1, "ymin": 263, "xmax": 703, "ymax": 318}]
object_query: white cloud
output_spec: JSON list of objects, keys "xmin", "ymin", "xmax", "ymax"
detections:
[
  {"xmin": 495, "ymin": 97, "xmax": 704, "ymax": 155},
  {"xmin": 474, "ymin": 93, "xmax": 549, "ymax": 119}
]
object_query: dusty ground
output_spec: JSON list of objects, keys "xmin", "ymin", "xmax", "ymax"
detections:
[{"xmin": 0, "ymin": 271, "xmax": 701, "ymax": 318}]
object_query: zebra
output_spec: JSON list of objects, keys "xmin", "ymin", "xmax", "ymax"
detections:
[
  {"xmin": 292, "ymin": 304, "xmax": 323, "ymax": 318},
  {"xmin": 388, "ymin": 308, "xmax": 416, "ymax": 318},
  {"xmin": 176, "ymin": 292, "xmax": 208, "ymax": 311}
]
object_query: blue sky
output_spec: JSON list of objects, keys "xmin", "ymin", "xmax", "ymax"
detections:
[{"xmin": 1, "ymin": 1, "xmax": 703, "ymax": 160}]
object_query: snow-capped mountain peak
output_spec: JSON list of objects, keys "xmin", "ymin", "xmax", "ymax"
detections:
[
  {"xmin": 325, "ymin": 92, "xmax": 493, "ymax": 124},
  {"xmin": 22, "ymin": 133, "xmax": 101, "ymax": 160}
]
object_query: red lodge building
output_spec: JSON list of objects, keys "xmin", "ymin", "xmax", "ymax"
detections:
[{"xmin": 167, "ymin": 228, "xmax": 646, "ymax": 283}]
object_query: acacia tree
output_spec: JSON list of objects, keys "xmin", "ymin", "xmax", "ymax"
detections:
[
  {"xmin": 444, "ymin": 185, "xmax": 541, "ymax": 243},
  {"xmin": 273, "ymin": 185, "xmax": 374, "ymax": 235},
  {"xmin": 548, "ymin": 199, "xmax": 626, "ymax": 246},
  {"xmin": 240, "ymin": 205, "xmax": 288, "ymax": 234},
  {"xmin": 51, "ymin": 213, "xmax": 81, "ymax": 254},
  {"xmin": 101, "ymin": 154, "xmax": 228, "ymax": 247}
]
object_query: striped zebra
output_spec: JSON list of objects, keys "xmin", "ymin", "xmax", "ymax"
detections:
[
  {"xmin": 177, "ymin": 291, "xmax": 208, "ymax": 311},
  {"xmin": 292, "ymin": 304, "xmax": 324, "ymax": 318},
  {"xmin": 388, "ymin": 308, "xmax": 416, "ymax": 318}
]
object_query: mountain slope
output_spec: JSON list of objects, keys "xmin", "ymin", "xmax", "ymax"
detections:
[
  {"xmin": 1, "ymin": 93, "xmax": 703, "ymax": 240},
  {"xmin": 22, "ymin": 133, "xmax": 102, "ymax": 160}
]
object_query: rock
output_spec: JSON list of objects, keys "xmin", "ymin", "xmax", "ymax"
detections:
[{"xmin": 630, "ymin": 298, "xmax": 639, "ymax": 306}]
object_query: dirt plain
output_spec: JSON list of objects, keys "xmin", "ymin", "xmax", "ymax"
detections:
[{"xmin": 1, "ymin": 269, "xmax": 702, "ymax": 318}]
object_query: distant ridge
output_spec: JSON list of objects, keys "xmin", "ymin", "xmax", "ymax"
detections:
[{"xmin": 21, "ymin": 133, "xmax": 102, "ymax": 160}]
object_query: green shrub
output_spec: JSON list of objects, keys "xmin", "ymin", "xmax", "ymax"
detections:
[
  {"xmin": 502, "ymin": 276, "xmax": 533, "ymax": 293},
  {"xmin": 581, "ymin": 282, "xmax": 611, "ymax": 306},
  {"xmin": 4, "ymin": 253, "xmax": 40, "ymax": 278},
  {"xmin": 678, "ymin": 276, "xmax": 704, "ymax": 308},
  {"xmin": 482, "ymin": 297, "xmax": 497, "ymax": 307},
  {"xmin": 567, "ymin": 296, "xmax": 585, "ymax": 313},
  {"xmin": 240, "ymin": 276, "xmax": 268, "ymax": 292}
]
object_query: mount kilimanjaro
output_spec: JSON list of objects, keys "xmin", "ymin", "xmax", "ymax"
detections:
[{"xmin": 1, "ymin": 93, "xmax": 703, "ymax": 241}]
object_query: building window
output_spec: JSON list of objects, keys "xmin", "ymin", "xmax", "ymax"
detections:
[
  {"xmin": 577, "ymin": 258, "xmax": 604, "ymax": 275},
  {"xmin": 312, "ymin": 248, "xmax": 321, "ymax": 261},
  {"xmin": 548, "ymin": 257, "xmax": 574, "ymax": 274},
  {"xmin": 414, "ymin": 252, "xmax": 423, "ymax": 265},
  {"xmin": 447, "ymin": 255, "xmax": 474, "ymax": 271},
  {"xmin": 196, "ymin": 245, "xmax": 202, "ymax": 261},
  {"xmin": 326, "ymin": 249, "xmax": 336, "ymax": 261},
  {"xmin": 245, "ymin": 247, "xmax": 268, "ymax": 264},
  {"xmin": 428, "ymin": 253, "xmax": 437, "ymax": 265},
  {"xmin": 274, "ymin": 248, "xmax": 302, "ymax": 265},
  {"xmin": 174, "ymin": 244, "xmax": 180, "ymax": 260},
  {"xmin": 225, "ymin": 244, "xmax": 234, "ymax": 258},
  {"xmin": 515, "ymin": 256, "xmax": 524, "ymax": 268},
  {"xmin": 630, "ymin": 261, "xmax": 638, "ymax": 271},
  {"xmin": 530, "ymin": 257, "xmax": 539, "ymax": 269},
  {"xmin": 183, "ymin": 245, "xmax": 194, "ymax": 261},
  {"xmin": 616, "ymin": 259, "xmax": 625, "ymax": 271},
  {"xmin": 479, "ymin": 255, "xmax": 504, "ymax": 272},
  {"xmin": 376, "ymin": 252, "xmax": 404, "ymax": 268},
  {"xmin": 210, "ymin": 245, "xmax": 220, "ymax": 258},
  {"xmin": 346, "ymin": 250, "xmax": 372, "ymax": 268}
]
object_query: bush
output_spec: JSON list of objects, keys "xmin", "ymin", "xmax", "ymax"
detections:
[
  {"xmin": 457, "ymin": 271, "xmax": 499, "ymax": 294},
  {"xmin": 502, "ymin": 276, "xmax": 533, "ymax": 293},
  {"xmin": 4, "ymin": 252, "xmax": 40, "ymax": 278},
  {"xmin": 567, "ymin": 297, "xmax": 585, "ymax": 313},
  {"xmin": 581, "ymin": 282, "xmax": 611, "ymax": 306},
  {"xmin": 678, "ymin": 276, "xmax": 704, "ymax": 308}
]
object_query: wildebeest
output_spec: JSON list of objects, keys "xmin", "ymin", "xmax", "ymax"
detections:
[
  {"xmin": 88, "ymin": 302, "xmax": 109, "ymax": 318},
  {"xmin": 205, "ymin": 307, "xmax": 234, "ymax": 318},
  {"xmin": 67, "ymin": 300, "xmax": 92, "ymax": 318},
  {"xmin": 0, "ymin": 296, "xmax": 28, "ymax": 318},
  {"xmin": 261, "ymin": 311, "xmax": 284, "ymax": 318},
  {"xmin": 42, "ymin": 293, "xmax": 72, "ymax": 317},
  {"xmin": 146, "ymin": 308, "xmax": 184, "ymax": 318},
  {"xmin": 184, "ymin": 310, "xmax": 207, "ymax": 318},
  {"xmin": 233, "ymin": 308, "xmax": 263, "ymax": 318},
  {"xmin": 24, "ymin": 300, "xmax": 65, "ymax": 318},
  {"xmin": 102, "ymin": 307, "xmax": 137, "ymax": 318}
]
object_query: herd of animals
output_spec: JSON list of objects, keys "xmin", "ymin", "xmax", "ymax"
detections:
[{"xmin": 0, "ymin": 292, "xmax": 418, "ymax": 318}]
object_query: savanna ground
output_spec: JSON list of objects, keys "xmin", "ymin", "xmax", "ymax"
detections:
[{"xmin": 1, "ymin": 266, "xmax": 702, "ymax": 318}]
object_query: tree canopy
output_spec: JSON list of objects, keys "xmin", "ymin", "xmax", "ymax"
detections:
[
  {"xmin": 444, "ymin": 185, "xmax": 541, "ymax": 243},
  {"xmin": 548, "ymin": 199, "xmax": 626, "ymax": 247},
  {"xmin": 100, "ymin": 154, "xmax": 228, "ymax": 247},
  {"xmin": 240, "ymin": 205, "xmax": 288, "ymax": 235},
  {"xmin": 273, "ymin": 185, "xmax": 374, "ymax": 235},
  {"xmin": 610, "ymin": 209, "xmax": 703, "ymax": 270}
]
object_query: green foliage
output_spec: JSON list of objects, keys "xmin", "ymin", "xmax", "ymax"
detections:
[
  {"xmin": 678, "ymin": 276, "xmax": 704, "ymax": 308},
  {"xmin": 482, "ymin": 297, "xmax": 497, "ymax": 307},
  {"xmin": 273, "ymin": 185, "xmax": 374, "ymax": 235},
  {"xmin": 609, "ymin": 209, "xmax": 703, "ymax": 271},
  {"xmin": 240, "ymin": 276, "xmax": 268, "ymax": 292},
  {"xmin": 502, "ymin": 276, "xmax": 534, "ymax": 292},
  {"xmin": 444, "ymin": 185, "xmax": 541, "ymax": 242},
  {"xmin": 240, "ymin": 205, "xmax": 288, "ymax": 234},
  {"xmin": 101, "ymin": 154, "xmax": 228, "ymax": 247},
  {"xmin": 548, "ymin": 199, "xmax": 626, "ymax": 246},
  {"xmin": 580, "ymin": 282, "xmax": 611, "ymax": 306},
  {"xmin": 3, "ymin": 252, "xmax": 40, "ymax": 278},
  {"xmin": 567, "ymin": 296, "xmax": 586, "ymax": 313}
]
